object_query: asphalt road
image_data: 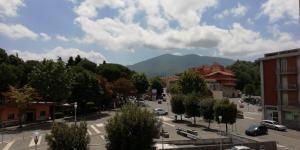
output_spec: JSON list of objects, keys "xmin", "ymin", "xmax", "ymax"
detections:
[{"xmin": 1, "ymin": 94, "xmax": 300, "ymax": 150}]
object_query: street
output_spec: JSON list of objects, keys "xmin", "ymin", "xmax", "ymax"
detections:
[{"xmin": 1, "ymin": 95, "xmax": 300, "ymax": 150}]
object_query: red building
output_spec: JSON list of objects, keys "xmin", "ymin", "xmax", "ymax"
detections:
[
  {"xmin": 260, "ymin": 48, "xmax": 300, "ymax": 129},
  {"xmin": 191, "ymin": 63, "xmax": 237, "ymax": 97},
  {"xmin": 0, "ymin": 102, "xmax": 52, "ymax": 127}
]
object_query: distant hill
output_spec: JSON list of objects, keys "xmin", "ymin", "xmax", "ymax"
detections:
[{"xmin": 127, "ymin": 54, "xmax": 235, "ymax": 77}]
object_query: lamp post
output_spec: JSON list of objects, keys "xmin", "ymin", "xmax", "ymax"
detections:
[
  {"xmin": 33, "ymin": 131, "xmax": 39, "ymax": 150},
  {"xmin": 74, "ymin": 102, "xmax": 78, "ymax": 126},
  {"xmin": 218, "ymin": 116, "xmax": 222, "ymax": 150}
]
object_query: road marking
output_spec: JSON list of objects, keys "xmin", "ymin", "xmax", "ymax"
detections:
[
  {"xmin": 29, "ymin": 137, "xmax": 35, "ymax": 147},
  {"xmin": 3, "ymin": 140, "xmax": 15, "ymax": 150},
  {"xmin": 87, "ymin": 129, "xmax": 92, "ymax": 135},
  {"xmin": 96, "ymin": 123, "xmax": 104, "ymax": 127},
  {"xmin": 100, "ymin": 135, "xmax": 105, "ymax": 140},
  {"xmin": 29, "ymin": 135, "xmax": 42, "ymax": 147},
  {"xmin": 245, "ymin": 112, "xmax": 260, "ymax": 115},
  {"xmin": 37, "ymin": 135, "xmax": 42, "ymax": 145},
  {"xmin": 244, "ymin": 116, "xmax": 255, "ymax": 120},
  {"xmin": 91, "ymin": 125, "xmax": 101, "ymax": 134},
  {"xmin": 163, "ymin": 122, "xmax": 175, "ymax": 127},
  {"xmin": 277, "ymin": 144, "xmax": 289, "ymax": 150}
]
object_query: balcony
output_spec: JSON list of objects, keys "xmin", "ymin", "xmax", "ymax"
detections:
[
  {"xmin": 280, "ymin": 68, "xmax": 297, "ymax": 75},
  {"xmin": 279, "ymin": 84, "xmax": 297, "ymax": 91}
]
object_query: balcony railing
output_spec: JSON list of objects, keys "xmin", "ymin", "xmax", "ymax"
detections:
[
  {"xmin": 280, "ymin": 84, "xmax": 297, "ymax": 90},
  {"xmin": 280, "ymin": 68, "xmax": 297, "ymax": 74}
]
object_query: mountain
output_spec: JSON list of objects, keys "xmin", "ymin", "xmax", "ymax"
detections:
[{"xmin": 127, "ymin": 54, "xmax": 235, "ymax": 77}]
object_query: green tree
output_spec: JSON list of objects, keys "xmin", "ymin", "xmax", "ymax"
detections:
[
  {"xmin": 69, "ymin": 66, "xmax": 103, "ymax": 114},
  {"xmin": 150, "ymin": 77, "xmax": 163, "ymax": 97},
  {"xmin": 171, "ymin": 94, "xmax": 185, "ymax": 120},
  {"xmin": 3, "ymin": 85, "xmax": 37, "ymax": 127},
  {"xmin": 184, "ymin": 94, "xmax": 201, "ymax": 125},
  {"xmin": 67, "ymin": 56, "xmax": 75, "ymax": 67},
  {"xmin": 0, "ymin": 48, "xmax": 8, "ymax": 64},
  {"xmin": 29, "ymin": 60, "xmax": 71, "ymax": 119},
  {"xmin": 77, "ymin": 59, "xmax": 97, "ymax": 73},
  {"xmin": 168, "ymin": 83, "xmax": 180, "ymax": 95},
  {"xmin": 178, "ymin": 70, "xmax": 210, "ymax": 96},
  {"xmin": 131, "ymin": 73, "xmax": 149, "ymax": 95},
  {"xmin": 105, "ymin": 104, "xmax": 161, "ymax": 150},
  {"xmin": 113, "ymin": 78, "xmax": 136, "ymax": 105},
  {"xmin": 244, "ymin": 84, "xmax": 255, "ymax": 97},
  {"xmin": 0, "ymin": 64, "xmax": 22, "ymax": 92},
  {"xmin": 214, "ymin": 99, "xmax": 237, "ymax": 132},
  {"xmin": 74, "ymin": 55, "xmax": 82, "ymax": 65},
  {"xmin": 46, "ymin": 122, "xmax": 90, "ymax": 150},
  {"xmin": 97, "ymin": 63, "xmax": 133, "ymax": 82},
  {"xmin": 200, "ymin": 98, "xmax": 215, "ymax": 128}
]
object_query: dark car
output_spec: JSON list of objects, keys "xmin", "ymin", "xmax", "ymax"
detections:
[{"xmin": 245, "ymin": 124, "xmax": 268, "ymax": 136}]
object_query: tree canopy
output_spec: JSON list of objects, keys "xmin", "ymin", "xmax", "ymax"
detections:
[
  {"xmin": 214, "ymin": 99, "xmax": 237, "ymax": 132},
  {"xmin": 150, "ymin": 77, "xmax": 163, "ymax": 97},
  {"xmin": 184, "ymin": 94, "xmax": 201, "ymax": 125},
  {"xmin": 200, "ymin": 98, "xmax": 215, "ymax": 128},
  {"xmin": 131, "ymin": 73, "xmax": 149, "ymax": 94},
  {"xmin": 171, "ymin": 94, "xmax": 185, "ymax": 120},
  {"xmin": 105, "ymin": 104, "xmax": 160, "ymax": 150}
]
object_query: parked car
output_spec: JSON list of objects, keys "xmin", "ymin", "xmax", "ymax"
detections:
[
  {"xmin": 157, "ymin": 100, "xmax": 162, "ymax": 104},
  {"xmin": 261, "ymin": 120, "xmax": 287, "ymax": 131},
  {"xmin": 154, "ymin": 108, "xmax": 168, "ymax": 115},
  {"xmin": 237, "ymin": 110, "xmax": 244, "ymax": 119},
  {"xmin": 245, "ymin": 124, "xmax": 268, "ymax": 136},
  {"xmin": 160, "ymin": 130, "xmax": 170, "ymax": 138},
  {"xmin": 228, "ymin": 146, "xmax": 251, "ymax": 150}
]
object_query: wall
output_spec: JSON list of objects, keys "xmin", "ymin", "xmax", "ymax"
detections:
[{"xmin": 263, "ymin": 59, "xmax": 278, "ymax": 106}]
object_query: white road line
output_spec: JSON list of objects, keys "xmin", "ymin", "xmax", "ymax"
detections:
[
  {"xmin": 37, "ymin": 135, "xmax": 42, "ymax": 145},
  {"xmin": 29, "ymin": 135, "xmax": 42, "ymax": 147},
  {"xmin": 29, "ymin": 137, "xmax": 35, "ymax": 147},
  {"xmin": 3, "ymin": 140, "xmax": 15, "ymax": 150},
  {"xmin": 91, "ymin": 125, "xmax": 101, "ymax": 134},
  {"xmin": 87, "ymin": 129, "xmax": 92, "ymax": 135},
  {"xmin": 245, "ymin": 112, "xmax": 260, "ymax": 115},
  {"xmin": 163, "ymin": 122, "xmax": 175, "ymax": 127},
  {"xmin": 96, "ymin": 123, "xmax": 104, "ymax": 127},
  {"xmin": 244, "ymin": 116, "xmax": 255, "ymax": 120},
  {"xmin": 100, "ymin": 135, "xmax": 105, "ymax": 140}
]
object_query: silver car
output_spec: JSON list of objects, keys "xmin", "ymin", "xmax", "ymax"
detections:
[
  {"xmin": 261, "ymin": 120, "xmax": 287, "ymax": 131},
  {"xmin": 154, "ymin": 108, "xmax": 168, "ymax": 115}
]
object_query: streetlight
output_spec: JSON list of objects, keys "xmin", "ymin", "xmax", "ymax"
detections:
[
  {"xmin": 218, "ymin": 116, "xmax": 222, "ymax": 150},
  {"xmin": 74, "ymin": 102, "xmax": 78, "ymax": 126},
  {"xmin": 33, "ymin": 131, "xmax": 39, "ymax": 150}
]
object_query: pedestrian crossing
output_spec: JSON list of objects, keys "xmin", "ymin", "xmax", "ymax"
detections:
[{"xmin": 1, "ymin": 123, "xmax": 106, "ymax": 150}]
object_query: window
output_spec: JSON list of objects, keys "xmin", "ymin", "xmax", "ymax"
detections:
[
  {"xmin": 40, "ymin": 111, "xmax": 46, "ymax": 117},
  {"xmin": 280, "ymin": 58, "xmax": 287, "ymax": 72},
  {"xmin": 284, "ymin": 111, "xmax": 294, "ymax": 121},
  {"xmin": 8, "ymin": 113, "xmax": 15, "ymax": 120},
  {"xmin": 282, "ymin": 92, "xmax": 288, "ymax": 105}
]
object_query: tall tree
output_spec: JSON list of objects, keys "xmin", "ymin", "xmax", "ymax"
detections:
[
  {"xmin": 171, "ymin": 94, "xmax": 185, "ymax": 120},
  {"xmin": 77, "ymin": 59, "xmax": 97, "ymax": 73},
  {"xmin": 184, "ymin": 94, "xmax": 201, "ymax": 125},
  {"xmin": 178, "ymin": 70, "xmax": 210, "ymax": 97},
  {"xmin": 214, "ymin": 99, "xmax": 237, "ymax": 132},
  {"xmin": 0, "ymin": 48, "xmax": 8, "ymax": 64},
  {"xmin": 150, "ymin": 77, "xmax": 163, "ymax": 97},
  {"xmin": 69, "ymin": 66, "xmax": 103, "ymax": 114},
  {"xmin": 3, "ymin": 85, "xmax": 38, "ymax": 127},
  {"xmin": 0, "ymin": 64, "xmax": 22, "ymax": 92},
  {"xmin": 97, "ymin": 63, "xmax": 133, "ymax": 82},
  {"xmin": 74, "ymin": 55, "xmax": 82, "ymax": 65},
  {"xmin": 46, "ymin": 122, "xmax": 90, "ymax": 150},
  {"xmin": 29, "ymin": 60, "xmax": 71, "ymax": 119},
  {"xmin": 131, "ymin": 73, "xmax": 149, "ymax": 95},
  {"xmin": 200, "ymin": 98, "xmax": 215, "ymax": 129},
  {"xmin": 244, "ymin": 84, "xmax": 255, "ymax": 96},
  {"xmin": 105, "ymin": 104, "xmax": 161, "ymax": 150},
  {"xmin": 67, "ymin": 56, "xmax": 75, "ymax": 67},
  {"xmin": 113, "ymin": 78, "xmax": 136, "ymax": 105}
]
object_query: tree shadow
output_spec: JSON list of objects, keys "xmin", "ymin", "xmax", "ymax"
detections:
[{"xmin": 172, "ymin": 120, "xmax": 191, "ymax": 124}]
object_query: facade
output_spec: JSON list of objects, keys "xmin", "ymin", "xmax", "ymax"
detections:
[
  {"xmin": 191, "ymin": 63, "xmax": 237, "ymax": 98},
  {"xmin": 0, "ymin": 102, "xmax": 52, "ymax": 127},
  {"xmin": 260, "ymin": 48, "xmax": 300, "ymax": 129}
]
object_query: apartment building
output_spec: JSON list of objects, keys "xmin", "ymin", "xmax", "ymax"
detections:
[{"xmin": 260, "ymin": 48, "xmax": 300, "ymax": 129}]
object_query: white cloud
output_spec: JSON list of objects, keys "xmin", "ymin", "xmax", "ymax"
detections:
[
  {"xmin": 0, "ymin": 23, "xmax": 39, "ymax": 40},
  {"xmin": 40, "ymin": 33, "xmax": 51, "ymax": 41},
  {"xmin": 9, "ymin": 47, "xmax": 106, "ymax": 64},
  {"xmin": 72, "ymin": 0, "xmax": 300, "ymax": 60},
  {"xmin": 66, "ymin": 0, "xmax": 77, "ymax": 4},
  {"xmin": 261, "ymin": 0, "xmax": 298, "ymax": 23},
  {"xmin": 215, "ymin": 3, "xmax": 247, "ymax": 19},
  {"xmin": 0, "ymin": 0, "xmax": 25, "ymax": 17},
  {"xmin": 56, "ymin": 35, "xmax": 70, "ymax": 42}
]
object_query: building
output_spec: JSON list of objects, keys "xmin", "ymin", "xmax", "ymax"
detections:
[
  {"xmin": 191, "ymin": 63, "xmax": 237, "ymax": 98},
  {"xmin": 260, "ymin": 48, "xmax": 300, "ymax": 129},
  {"xmin": 0, "ymin": 102, "xmax": 52, "ymax": 127}
]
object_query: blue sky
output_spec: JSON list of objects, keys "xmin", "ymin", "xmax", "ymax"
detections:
[{"xmin": 0, "ymin": 0, "xmax": 299, "ymax": 65}]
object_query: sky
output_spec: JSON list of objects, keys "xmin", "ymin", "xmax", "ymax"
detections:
[{"xmin": 0, "ymin": 0, "xmax": 299, "ymax": 65}]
